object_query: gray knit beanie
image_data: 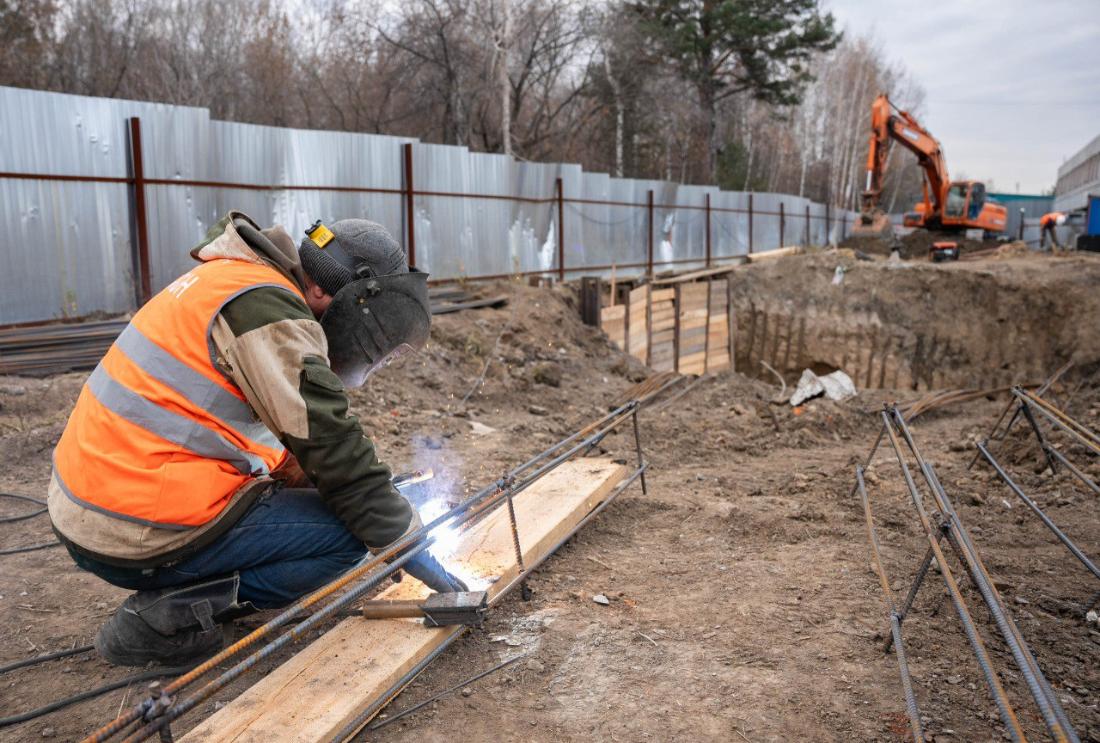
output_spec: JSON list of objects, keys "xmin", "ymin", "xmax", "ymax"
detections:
[{"xmin": 299, "ymin": 219, "xmax": 408, "ymax": 296}]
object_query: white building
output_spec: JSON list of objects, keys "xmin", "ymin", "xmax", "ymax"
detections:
[{"xmin": 1054, "ymin": 134, "xmax": 1100, "ymax": 213}]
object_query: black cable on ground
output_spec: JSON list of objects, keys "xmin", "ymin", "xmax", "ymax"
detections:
[
  {"xmin": 0, "ymin": 492, "xmax": 47, "ymax": 524},
  {"xmin": 0, "ymin": 645, "xmax": 95, "ymax": 675},
  {"xmin": 0, "ymin": 541, "xmax": 60, "ymax": 556},
  {"xmin": 0, "ymin": 664, "xmax": 196, "ymax": 729}
]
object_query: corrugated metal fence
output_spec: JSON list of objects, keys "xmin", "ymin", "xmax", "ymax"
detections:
[{"xmin": 0, "ymin": 86, "xmax": 856, "ymax": 325}]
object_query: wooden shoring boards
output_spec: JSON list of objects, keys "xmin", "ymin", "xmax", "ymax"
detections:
[
  {"xmin": 648, "ymin": 288, "xmax": 676, "ymax": 372},
  {"xmin": 181, "ymin": 459, "xmax": 628, "ymax": 742},
  {"xmin": 707, "ymin": 278, "xmax": 731, "ymax": 372},
  {"xmin": 627, "ymin": 284, "xmax": 648, "ymax": 363},
  {"xmin": 676, "ymin": 282, "xmax": 709, "ymax": 375},
  {"xmin": 599, "ymin": 304, "xmax": 626, "ymax": 350}
]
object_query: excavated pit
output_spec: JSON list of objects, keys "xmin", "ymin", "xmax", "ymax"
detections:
[{"xmin": 729, "ymin": 250, "xmax": 1100, "ymax": 391}]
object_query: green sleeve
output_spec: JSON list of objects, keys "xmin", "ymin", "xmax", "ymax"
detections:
[{"xmin": 219, "ymin": 287, "xmax": 414, "ymax": 548}]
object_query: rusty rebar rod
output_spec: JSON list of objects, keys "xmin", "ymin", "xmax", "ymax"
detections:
[
  {"xmin": 880, "ymin": 412, "xmax": 1026, "ymax": 742},
  {"xmin": 891, "ymin": 409, "xmax": 1078, "ymax": 743},
  {"xmin": 855, "ymin": 466, "xmax": 925, "ymax": 743},
  {"xmin": 978, "ymin": 443, "xmax": 1100, "ymax": 583}
]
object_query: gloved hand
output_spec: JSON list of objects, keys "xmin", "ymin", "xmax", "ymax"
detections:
[{"xmin": 401, "ymin": 550, "xmax": 469, "ymax": 593}]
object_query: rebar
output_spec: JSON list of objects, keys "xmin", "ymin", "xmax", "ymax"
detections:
[
  {"xmin": 968, "ymin": 362, "xmax": 1072, "ymax": 470},
  {"xmin": 979, "ymin": 442, "xmax": 1100, "ymax": 583},
  {"xmin": 889, "ymin": 612, "xmax": 925, "ymax": 743},
  {"xmin": 892, "ymin": 409, "xmax": 1078, "ymax": 743},
  {"xmin": 880, "ymin": 412, "xmax": 1026, "ymax": 742},
  {"xmin": 89, "ymin": 395, "xmax": 662, "ymax": 743}
]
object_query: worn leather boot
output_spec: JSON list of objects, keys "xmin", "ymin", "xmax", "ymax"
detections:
[{"xmin": 95, "ymin": 574, "xmax": 254, "ymax": 667}]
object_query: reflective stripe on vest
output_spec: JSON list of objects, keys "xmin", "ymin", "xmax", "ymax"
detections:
[{"xmin": 53, "ymin": 258, "xmax": 304, "ymax": 529}]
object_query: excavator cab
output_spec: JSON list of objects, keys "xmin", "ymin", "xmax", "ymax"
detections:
[{"xmin": 940, "ymin": 180, "xmax": 1005, "ymax": 234}]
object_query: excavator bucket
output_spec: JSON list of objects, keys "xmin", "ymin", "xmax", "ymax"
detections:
[{"xmin": 851, "ymin": 209, "xmax": 895, "ymax": 240}]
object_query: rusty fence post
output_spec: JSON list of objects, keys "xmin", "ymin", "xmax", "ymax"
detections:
[
  {"xmin": 779, "ymin": 202, "xmax": 786, "ymax": 247},
  {"xmin": 556, "ymin": 177, "xmax": 565, "ymax": 282},
  {"xmin": 126, "ymin": 117, "xmax": 152, "ymax": 306},
  {"xmin": 704, "ymin": 193, "xmax": 712, "ymax": 267},
  {"xmin": 804, "ymin": 204, "xmax": 811, "ymax": 247},
  {"xmin": 403, "ymin": 143, "xmax": 416, "ymax": 267},
  {"xmin": 1018, "ymin": 208, "xmax": 1026, "ymax": 241},
  {"xmin": 646, "ymin": 189, "xmax": 654, "ymax": 276},
  {"xmin": 748, "ymin": 192, "xmax": 754, "ymax": 255},
  {"xmin": 826, "ymin": 202, "xmax": 831, "ymax": 243}
]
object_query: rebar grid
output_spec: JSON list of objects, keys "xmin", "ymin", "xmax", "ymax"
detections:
[{"xmin": 857, "ymin": 405, "xmax": 1083, "ymax": 743}]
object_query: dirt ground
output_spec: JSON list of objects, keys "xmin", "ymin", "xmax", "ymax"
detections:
[
  {"xmin": 841, "ymin": 230, "xmax": 1000, "ymax": 259},
  {"xmin": 2, "ymin": 262, "xmax": 1100, "ymax": 742}
]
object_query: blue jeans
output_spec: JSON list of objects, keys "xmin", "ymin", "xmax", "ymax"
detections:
[{"xmin": 70, "ymin": 488, "xmax": 367, "ymax": 609}]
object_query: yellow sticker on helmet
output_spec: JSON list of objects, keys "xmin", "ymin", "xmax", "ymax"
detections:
[{"xmin": 308, "ymin": 223, "xmax": 335, "ymax": 248}]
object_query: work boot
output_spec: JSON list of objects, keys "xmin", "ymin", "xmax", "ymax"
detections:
[{"xmin": 95, "ymin": 574, "xmax": 254, "ymax": 667}]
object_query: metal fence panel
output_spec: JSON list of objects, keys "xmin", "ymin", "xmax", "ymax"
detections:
[{"xmin": 1, "ymin": 86, "xmax": 852, "ymax": 324}]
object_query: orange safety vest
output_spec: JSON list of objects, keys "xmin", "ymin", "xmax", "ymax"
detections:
[
  {"xmin": 1040, "ymin": 212, "xmax": 1064, "ymax": 228},
  {"xmin": 53, "ymin": 259, "xmax": 301, "ymax": 529}
]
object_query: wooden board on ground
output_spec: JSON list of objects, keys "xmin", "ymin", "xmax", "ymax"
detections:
[{"xmin": 181, "ymin": 458, "xmax": 629, "ymax": 743}]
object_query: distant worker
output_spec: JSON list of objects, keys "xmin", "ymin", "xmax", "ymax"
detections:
[
  {"xmin": 1040, "ymin": 211, "xmax": 1067, "ymax": 250},
  {"xmin": 48, "ymin": 211, "xmax": 466, "ymax": 667}
]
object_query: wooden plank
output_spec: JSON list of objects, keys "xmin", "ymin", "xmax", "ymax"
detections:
[
  {"xmin": 182, "ymin": 459, "xmax": 628, "ymax": 742},
  {"xmin": 600, "ymin": 305, "xmax": 626, "ymax": 321},
  {"xmin": 650, "ymin": 262, "xmax": 743, "ymax": 285},
  {"xmin": 651, "ymin": 288, "xmax": 675, "ymax": 303}
]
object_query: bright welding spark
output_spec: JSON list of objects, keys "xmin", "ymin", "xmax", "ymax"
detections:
[{"xmin": 418, "ymin": 497, "xmax": 490, "ymax": 591}]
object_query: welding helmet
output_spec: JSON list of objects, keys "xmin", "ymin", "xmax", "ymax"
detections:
[{"xmin": 299, "ymin": 219, "xmax": 431, "ymax": 388}]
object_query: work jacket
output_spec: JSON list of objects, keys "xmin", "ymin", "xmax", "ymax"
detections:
[{"xmin": 49, "ymin": 212, "xmax": 415, "ymax": 567}]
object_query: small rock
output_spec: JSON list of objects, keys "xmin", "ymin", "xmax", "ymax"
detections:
[
  {"xmin": 527, "ymin": 405, "xmax": 549, "ymax": 416},
  {"xmin": 1014, "ymin": 596, "xmax": 1030, "ymax": 605},
  {"xmin": 0, "ymin": 384, "xmax": 27, "ymax": 396},
  {"xmin": 946, "ymin": 675, "xmax": 962, "ymax": 685},
  {"xmin": 468, "ymin": 421, "xmax": 497, "ymax": 436},
  {"xmin": 526, "ymin": 659, "xmax": 545, "ymax": 673},
  {"xmin": 40, "ymin": 727, "xmax": 55, "ymax": 738},
  {"xmin": 531, "ymin": 362, "xmax": 563, "ymax": 387},
  {"xmin": 460, "ymin": 687, "xmax": 473, "ymax": 697},
  {"xmin": 1086, "ymin": 610, "xmax": 1098, "ymax": 625},
  {"xmin": 592, "ymin": 594, "xmax": 610, "ymax": 606}
]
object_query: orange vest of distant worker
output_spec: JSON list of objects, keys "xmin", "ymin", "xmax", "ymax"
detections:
[
  {"xmin": 1040, "ymin": 212, "xmax": 1064, "ymax": 228},
  {"xmin": 52, "ymin": 259, "xmax": 299, "ymax": 528}
]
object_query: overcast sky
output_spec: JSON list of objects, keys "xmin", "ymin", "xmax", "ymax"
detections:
[{"xmin": 824, "ymin": 0, "xmax": 1100, "ymax": 194}]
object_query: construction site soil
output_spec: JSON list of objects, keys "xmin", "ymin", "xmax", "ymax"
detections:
[{"xmin": 2, "ymin": 250, "xmax": 1100, "ymax": 741}]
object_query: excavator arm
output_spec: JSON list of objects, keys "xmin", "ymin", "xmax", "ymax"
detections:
[{"xmin": 861, "ymin": 94, "xmax": 949, "ymax": 222}]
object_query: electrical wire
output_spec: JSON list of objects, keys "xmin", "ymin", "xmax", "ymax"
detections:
[
  {"xmin": 0, "ymin": 645, "xmax": 95, "ymax": 675},
  {"xmin": 0, "ymin": 541, "xmax": 60, "ymax": 556},
  {"xmin": 0, "ymin": 492, "xmax": 47, "ymax": 524},
  {"xmin": 0, "ymin": 664, "xmax": 197, "ymax": 729}
]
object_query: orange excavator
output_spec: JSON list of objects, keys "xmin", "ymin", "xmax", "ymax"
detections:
[{"xmin": 855, "ymin": 94, "xmax": 1007, "ymax": 239}]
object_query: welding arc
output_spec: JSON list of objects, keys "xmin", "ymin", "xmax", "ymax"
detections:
[{"xmin": 86, "ymin": 395, "xmax": 661, "ymax": 743}]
